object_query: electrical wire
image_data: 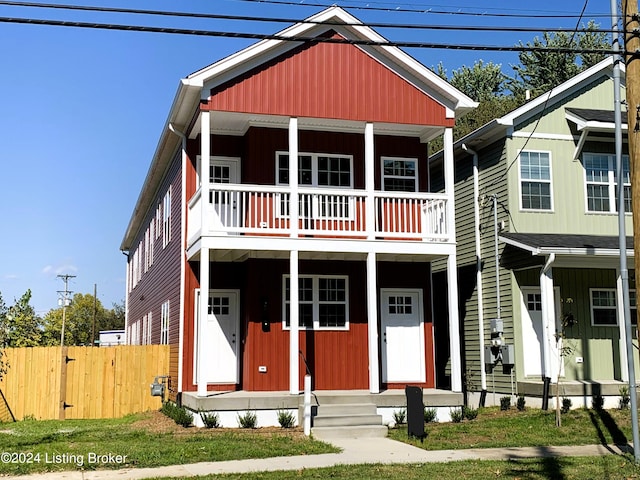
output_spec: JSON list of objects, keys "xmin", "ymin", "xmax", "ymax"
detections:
[
  {"xmin": 234, "ymin": 0, "xmax": 616, "ymax": 19},
  {"xmin": 0, "ymin": 15, "xmax": 619, "ymax": 55},
  {"xmin": 482, "ymin": 0, "xmax": 592, "ymax": 195},
  {"xmin": 0, "ymin": 1, "xmax": 621, "ymax": 35}
]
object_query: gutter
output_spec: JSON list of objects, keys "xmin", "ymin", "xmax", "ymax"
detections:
[{"xmin": 462, "ymin": 143, "xmax": 488, "ymax": 402}]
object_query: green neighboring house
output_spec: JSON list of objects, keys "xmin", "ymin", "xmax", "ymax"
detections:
[{"xmin": 430, "ymin": 57, "xmax": 635, "ymax": 408}]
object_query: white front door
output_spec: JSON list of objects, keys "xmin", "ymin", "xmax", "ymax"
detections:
[
  {"xmin": 194, "ymin": 289, "xmax": 240, "ymax": 384},
  {"xmin": 210, "ymin": 157, "xmax": 241, "ymax": 231},
  {"xmin": 381, "ymin": 289, "xmax": 425, "ymax": 383},
  {"xmin": 521, "ymin": 287, "xmax": 563, "ymax": 378}
]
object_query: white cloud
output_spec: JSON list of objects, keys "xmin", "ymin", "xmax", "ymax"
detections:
[{"xmin": 42, "ymin": 263, "xmax": 79, "ymax": 276}]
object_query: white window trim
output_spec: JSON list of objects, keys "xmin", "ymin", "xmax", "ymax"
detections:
[
  {"xmin": 583, "ymin": 153, "xmax": 631, "ymax": 214},
  {"xmin": 160, "ymin": 301, "xmax": 170, "ymax": 345},
  {"xmin": 282, "ymin": 274, "xmax": 349, "ymax": 331},
  {"xmin": 518, "ymin": 149, "xmax": 554, "ymax": 212},
  {"xmin": 162, "ymin": 186, "xmax": 172, "ymax": 248},
  {"xmin": 590, "ymin": 288, "xmax": 618, "ymax": 327},
  {"xmin": 380, "ymin": 156, "xmax": 419, "ymax": 192},
  {"xmin": 275, "ymin": 151, "xmax": 354, "ymax": 189},
  {"xmin": 275, "ymin": 151, "xmax": 355, "ymax": 221}
]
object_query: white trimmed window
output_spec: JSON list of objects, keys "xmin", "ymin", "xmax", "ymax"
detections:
[
  {"xmin": 519, "ymin": 151, "xmax": 552, "ymax": 210},
  {"xmin": 144, "ymin": 228, "xmax": 150, "ymax": 273},
  {"xmin": 590, "ymin": 289, "xmax": 617, "ymax": 326},
  {"xmin": 276, "ymin": 152, "xmax": 354, "ymax": 220},
  {"xmin": 283, "ymin": 275, "xmax": 349, "ymax": 330},
  {"xmin": 160, "ymin": 301, "xmax": 170, "ymax": 344},
  {"xmin": 162, "ymin": 186, "xmax": 172, "ymax": 247},
  {"xmin": 583, "ymin": 153, "xmax": 631, "ymax": 213},
  {"xmin": 149, "ymin": 220, "xmax": 155, "ymax": 267},
  {"xmin": 382, "ymin": 157, "xmax": 418, "ymax": 192}
]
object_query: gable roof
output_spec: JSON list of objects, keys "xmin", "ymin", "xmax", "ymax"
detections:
[
  {"xmin": 431, "ymin": 56, "xmax": 624, "ymax": 161},
  {"xmin": 121, "ymin": 6, "xmax": 476, "ymax": 251}
]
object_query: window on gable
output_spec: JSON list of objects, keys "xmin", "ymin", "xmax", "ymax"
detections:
[
  {"xmin": 283, "ymin": 275, "xmax": 348, "ymax": 330},
  {"xmin": 584, "ymin": 153, "xmax": 631, "ymax": 213},
  {"xmin": 519, "ymin": 151, "xmax": 552, "ymax": 210}
]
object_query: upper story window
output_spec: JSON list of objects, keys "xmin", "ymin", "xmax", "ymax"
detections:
[
  {"xmin": 162, "ymin": 186, "xmax": 172, "ymax": 248},
  {"xmin": 382, "ymin": 157, "xmax": 418, "ymax": 192},
  {"xmin": 276, "ymin": 152, "xmax": 353, "ymax": 188},
  {"xmin": 519, "ymin": 151, "xmax": 552, "ymax": 211},
  {"xmin": 283, "ymin": 275, "xmax": 349, "ymax": 330},
  {"xmin": 583, "ymin": 153, "xmax": 631, "ymax": 213}
]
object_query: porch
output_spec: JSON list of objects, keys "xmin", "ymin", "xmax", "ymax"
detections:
[{"xmin": 187, "ymin": 184, "xmax": 449, "ymax": 245}]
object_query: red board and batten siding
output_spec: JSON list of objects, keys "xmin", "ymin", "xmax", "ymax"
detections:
[
  {"xmin": 204, "ymin": 32, "xmax": 453, "ymax": 127},
  {"xmin": 180, "ymin": 259, "xmax": 435, "ymax": 392}
]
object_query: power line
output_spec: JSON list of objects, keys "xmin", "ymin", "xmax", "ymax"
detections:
[
  {"xmin": 233, "ymin": 0, "xmax": 615, "ymax": 19},
  {"xmin": 0, "ymin": 1, "xmax": 622, "ymax": 34},
  {"xmin": 0, "ymin": 16, "xmax": 621, "ymax": 55}
]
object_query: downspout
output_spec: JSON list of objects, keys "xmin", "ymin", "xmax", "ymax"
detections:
[
  {"xmin": 169, "ymin": 123, "xmax": 187, "ymax": 397},
  {"xmin": 540, "ymin": 253, "xmax": 555, "ymax": 411},
  {"xmin": 462, "ymin": 144, "xmax": 488, "ymax": 405}
]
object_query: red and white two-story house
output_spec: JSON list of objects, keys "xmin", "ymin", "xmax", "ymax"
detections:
[{"xmin": 120, "ymin": 6, "xmax": 476, "ymax": 424}]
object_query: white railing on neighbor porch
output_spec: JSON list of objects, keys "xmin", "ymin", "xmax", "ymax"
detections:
[{"xmin": 187, "ymin": 184, "xmax": 450, "ymax": 242}]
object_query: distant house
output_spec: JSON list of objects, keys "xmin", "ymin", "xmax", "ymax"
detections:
[
  {"xmin": 431, "ymin": 57, "xmax": 634, "ymax": 408},
  {"xmin": 119, "ymin": 6, "xmax": 476, "ymax": 428},
  {"xmin": 99, "ymin": 329, "xmax": 125, "ymax": 347}
]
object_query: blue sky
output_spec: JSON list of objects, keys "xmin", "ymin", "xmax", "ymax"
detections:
[{"xmin": 0, "ymin": 0, "xmax": 612, "ymax": 315}]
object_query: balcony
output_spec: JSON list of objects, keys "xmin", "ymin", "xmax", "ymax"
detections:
[{"xmin": 188, "ymin": 184, "xmax": 450, "ymax": 245}]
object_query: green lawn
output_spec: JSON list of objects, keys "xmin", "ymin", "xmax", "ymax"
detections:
[
  {"xmin": 389, "ymin": 406, "xmax": 633, "ymax": 450},
  {"xmin": 0, "ymin": 411, "xmax": 336, "ymax": 475},
  {"xmin": 1, "ymin": 406, "xmax": 639, "ymax": 478}
]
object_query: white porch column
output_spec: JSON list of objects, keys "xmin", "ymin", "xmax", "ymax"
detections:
[
  {"xmin": 197, "ymin": 110, "xmax": 211, "ymax": 397},
  {"xmin": 616, "ymin": 267, "xmax": 630, "ymax": 381},
  {"xmin": 447, "ymin": 254, "xmax": 462, "ymax": 392},
  {"xmin": 443, "ymin": 127, "xmax": 462, "ymax": 392},
  {"xmin": 540, "ymin": 254, "xmax": 556, "ymax": 383},
  {"xmin": 365, "ymin": 123, "xmax": 375, "ymax": 240},
  {"xmin": 366, "ymin": 251, "xmax": 380, "ymax": 393},
  {"xmin": 289, "ymin": 118, "xmax": 299, "ymax": 239},
  {"xmin": 289, "ymin": 250, "xmax": 300, "ymax": 394},
  {"xmin": 443, "ymin": 127, "xmax": 456, "ymax": 240}
]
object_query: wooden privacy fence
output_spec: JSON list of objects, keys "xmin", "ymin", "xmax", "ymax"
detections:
[{"xmin": 0, "ymin": 345, "xmax": 170, "ymax": 421}]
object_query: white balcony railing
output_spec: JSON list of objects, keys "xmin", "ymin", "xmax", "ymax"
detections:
[{"xmin": 187, "ymin": 184, "xmax": 450, "ymax": 242}]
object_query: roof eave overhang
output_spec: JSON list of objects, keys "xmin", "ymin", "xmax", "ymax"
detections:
[
  {"xmin": 499, "ymin": 235, "xmax": 633, "ymax": 258},
  {"xmin": 120, "ymin": 80, "xmax": 201, "ymax": 251}
]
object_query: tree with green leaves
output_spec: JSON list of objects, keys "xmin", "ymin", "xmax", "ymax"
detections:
[
  {"xmin": 0, "ymin": 290, "xmax": 42, "ymax": 347},
  {"xmin": 510, "ymin": 21, "xmax": 609, "ymax": 99},
  {"xmin": 41, "ymin": 293, "xmax": 124, "ymax": 346}
]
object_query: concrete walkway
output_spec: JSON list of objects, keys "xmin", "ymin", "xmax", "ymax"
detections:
[{"xmin": 5, "ymin": 438, "xmax": 632, "ymax": 480}]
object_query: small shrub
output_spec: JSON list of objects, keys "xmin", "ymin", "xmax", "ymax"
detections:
[
  {"xmin": 173, "ymin": 407, "xmax": 194, "ymax": 427},
  {"xmin": 561, "ymin": 397, "xmax": 572, "ymax": 414},
  {"xmin": 619, "ymin": 386, "xmax": 631, "ymax": 410},
  {"xmin": 499, "ymin": 396, "xmax": 511, "ymax": 411},
  {"xmin": 160, "ymin": 401, "xmax": 193, "ymax": 427},
  {"xmin": 277, "ymin": 409, "xmax": 296, "ymax": 429},
  {"xmin": 199, "ymin": 410, "xmax": 220, "ymax": 428},
  {"xmin": 517, "ymin": 395, "xmax": 526, "ymax": 411},
  {"xmin": 392, "ymin": 408, "xmax": 407, "ymax": 425},
  {"xmin": 450, "ymin": 407, "xmax": 464, "ymax": 423},
  {"xmin": 237, "ymin": 410, "xmax": 258, "ymax": 429},
  {"xmin": 463, "ymin": 406, "xmax": 478, "ymax": 421},
  {"xmin": 592, "ymin": 394, "xmax": 604, "ymax": 411},
  {"xmin": 423, "ymin": 407, "xmax": 438, "ymax": 423}
]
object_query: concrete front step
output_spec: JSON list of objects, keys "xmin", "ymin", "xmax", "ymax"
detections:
[
  {"xmin": 311, "ymin": 424, "xmax": 388, "ymax": 440},
  {"xmin": 315, "ymin": 403, "xmax": 378, "ymax": 416},
  {"xmin": 313, "ymin": 413, "xmax": 383, "ymax": 427}
]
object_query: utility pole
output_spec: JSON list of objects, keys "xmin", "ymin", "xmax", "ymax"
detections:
[
  {"xmin": 57, "ymin": 274, "xmax": 75, "ymax": 346},
  {"xmin": 619, "ymin": 0, "xmax": 640, "ymax": 464},
  {"xmin": 91, "ymin": 284, "xmax": 97, "ymax": 346}
]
